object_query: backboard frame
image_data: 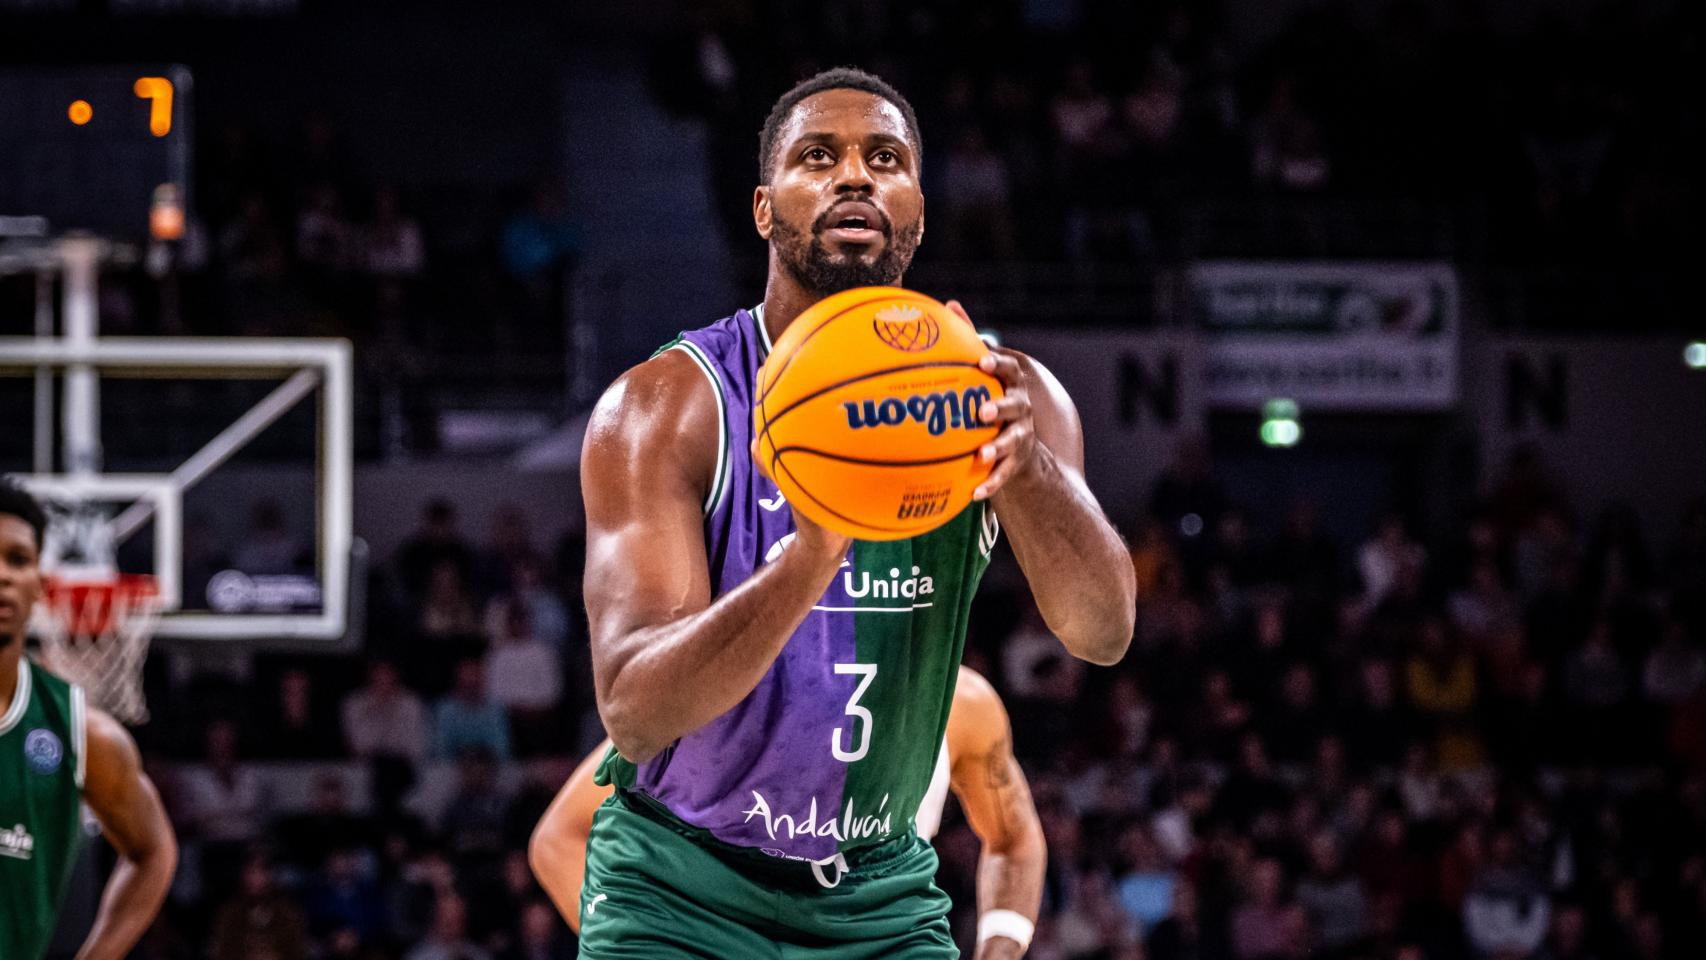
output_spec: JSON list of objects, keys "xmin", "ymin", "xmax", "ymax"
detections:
[{"xmin": 0, "ymin": 313, "xmax": 354, "ymax": 643}]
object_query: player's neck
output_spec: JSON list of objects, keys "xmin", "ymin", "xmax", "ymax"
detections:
[
  {"xmin": 0, "ymin": 641, "xmax": 20, "ymax": 716},
  {"xmin": 759, "ymin": 270, "xmax": 816, "ymax": 346}
]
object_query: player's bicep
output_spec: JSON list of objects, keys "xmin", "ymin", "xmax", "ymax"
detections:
[
  {"xmin": 580, "ymin": 354, "xmax": 718, "ymax": 644},
  {"xmin": 81, "ymin": 709, "xmax": 173, "ymax": 863}
]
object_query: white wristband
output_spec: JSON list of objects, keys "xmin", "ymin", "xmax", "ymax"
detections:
[{"xmin": 977, "ymin": 909, "xmax": 1035, "ymax": 951}]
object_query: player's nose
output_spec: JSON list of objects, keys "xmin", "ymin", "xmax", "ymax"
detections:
[{"xmin": 830, "ymin": 151, "xmax": 875, "ymax": 193}]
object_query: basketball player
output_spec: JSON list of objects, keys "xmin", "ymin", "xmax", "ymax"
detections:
[
  {"xmin": 0, "ymin": 480, "xmax": 178, "ymax": 960},
  {"xmin": 531, "ymin": 667, "xmax": 1044, "ymax": 956},
  {"xmin": 577, "ymin": 68, "xmax": 1135, "ymax": 957}
]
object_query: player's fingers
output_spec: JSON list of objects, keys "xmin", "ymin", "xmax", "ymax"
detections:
[
  {"xmin": 750, "ymin": 439, "xmax": 772, "ymax": 481},
  {"xmin": 977, "ymin": 350, "xmax": 1023, "ymax": 384},
  {"xmin": 978, "ymin": 394, "xmax": 1031, "ymax": 426},
  {"xmin": 978, "ymin": 423, "xmax": 1026, "ymax": 465},
  {"xmin": 973, "ymin": 450, "xmax": 1022, "ymax": 501}
]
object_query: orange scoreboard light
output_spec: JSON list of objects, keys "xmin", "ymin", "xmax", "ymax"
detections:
[{"xmin": 0, "ymin": 66, "xmax": 193, "ymax": 238}]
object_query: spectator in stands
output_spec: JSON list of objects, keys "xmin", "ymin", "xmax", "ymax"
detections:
[
  {"xmin": 439, "ymin": 748, "xmax": 509, "ymax": 863},
  {"xmin": 361, "ymin": 184, "xmax": 425, "ymax": 280},
  {"xmin": 275, "ymin": 772, "xmax": 376, "ymax": 874},
  {"xmin": 1360, "ymin": 512, "xmax": 1426, "ymax": 608},
  {"xmin": 1115, "ymin": 823, "xmax": 1177, "ymax": 936},
  {"xmin": 176, "ymin": 718, "xmax": 268, "ymax": 896},
  {"xmin": 1148, "ymin": 435, "xmax": 1226, "ymax": 558},
  {"xmin": 503, "ymin": 899, "xmax": 573, "ymax": 960},
  {"xmin": 435, "ymin": 658, "xmax": 512, "ymax": 761},
  {"xmin": 1344, "ymin": 658, "xmax": 1411, "ymax": 771},
  {"xmin": 1295, "ymin": 830, "xmax": 1369, "ymax": 957},
  {"xmin": 484, "ymin": 556, "xmax": 568, "ymax": 653},
  {"xmin": 1643, "ymin": 618, "xmax": 1706, "ymax": 705},
  {"xmin": 396, "ymin": 499, "xmax": 479, "ymax": 601},
  {"xmin": 939, "ymin": 126, "xmax": 1017, "ymax": 260},
  {"xmin": 405, "ymin": 892, "xmax": 493, "ymax": 960},
  {"xmin": 343, "ymin": 660, "xmax": 430, "ymax": 764},
  {"xmin": 1250, "ymin": 75, "xmax": 1331, "ymax": 192},
  {"xmin": 305, "ymin": 848, "xmax": 386, "ymax": 944},
  {"xmin": 255, "ymin": 666, "xmax": 343, "ymax": 759},
  {"xmin": 1462, "ymin": 828, "xmax": 1550, "ymax": 959},
  {"xmin": 1563, "ymin": 619, "xmax": 1631, "ymax": 762},
  {"xmin": 484, "ymin": 600, "xmax": 562, "ymax": 755},
  {"xmin": 297, "ymin": 182, "xmax": 355, "ymax": 273},
  {"xmin": 419, "ymin": 559, "xmax": 482, "ymax": 641},
  {"xmin": 1230, "ymin": 857, "xmax": 1307, "ymax": 959},
  {"xmin": 1405, "ymin": 616, "xmax": 1482, "ymax": 769},
  {"xmin": 477, "ymin": 504, "xmax": 540, "ymax": 599},
  {"xmin": 208, "ymin": 851, "xmax": 309, "ymax": 960},
  {"xmin": 235, "ymin": 498, "xmax": 307, "ymax": 575}
]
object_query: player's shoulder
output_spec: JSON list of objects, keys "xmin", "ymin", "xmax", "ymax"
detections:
[
  {"xmin": 585, "ymin": 350, "xmax": 717, "ymax": 454},
  {"xmin": 950, "ymin": 665, "xmax": 1010, "ymax": 733}
]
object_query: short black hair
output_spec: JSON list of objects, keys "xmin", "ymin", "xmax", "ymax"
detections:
[
  {"xmin": 0, "ymin": 478, "xmax": 46, "ymax": 551},
  {"xmin": 758, "ymin": 67, "xmax": 922, "ymax": 184}
]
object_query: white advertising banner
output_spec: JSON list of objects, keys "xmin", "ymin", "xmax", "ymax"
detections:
[{"xmin": 1190, "ymin": 261, "xmax": 1460, "ymax": 411}]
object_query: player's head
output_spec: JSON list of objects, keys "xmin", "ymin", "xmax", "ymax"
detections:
[
  {"xmin": 0, "ymin": 478, "xmax": 47, "ymax": 645},
  {"xmin": 754, "ymin": 67, "xmax": 925, "ymax": 296}
]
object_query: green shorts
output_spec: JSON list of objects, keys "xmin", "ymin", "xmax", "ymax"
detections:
[{"xmin": 577, "ymin": 790, "xmax": 957, "ymax": 959}]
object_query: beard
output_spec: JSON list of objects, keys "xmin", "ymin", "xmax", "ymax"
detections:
[{"xmin": 771, "ymin": 203, "xmax": 922, "ymax": 296}]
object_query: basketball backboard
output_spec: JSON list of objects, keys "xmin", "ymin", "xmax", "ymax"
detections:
[{"xmin": 0, "ymin": 236, "xmax": 357, "ymax": 645}]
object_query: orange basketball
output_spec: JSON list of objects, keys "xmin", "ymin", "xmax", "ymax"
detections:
[{"xmin": 754, "ymin": 286, "xmax": 1003, "ymax": 541}]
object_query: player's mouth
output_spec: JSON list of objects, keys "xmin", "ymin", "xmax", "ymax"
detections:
[{"xmin": 818, "ymin": 201, "xmax": 887, "ymax": 246}]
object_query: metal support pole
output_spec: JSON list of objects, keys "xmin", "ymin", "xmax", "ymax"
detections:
[
  {"xmin": 33, "ymin": 267, "xmax": 54, "ymax": 474},
  {"xmin": 58, "ymin": 236, "xmax": 104, "ymax": 478}
]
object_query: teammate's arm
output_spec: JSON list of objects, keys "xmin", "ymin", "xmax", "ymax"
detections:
[
  {"xmin": 583, "ymin": 353, "xmax": 851, "ymax": 763},
  {"xmin": 948, "ymin": 669, "xmax": 1046, "ymax": 960},
  {"xmin": 528, "ymin": 739, "xmax": 614, "ymax": 933},
  {"xmin": 951, "ymin": 302, "xmax": 1136, "ymax": 664},
  {"xmin": 75, "ymin": 708, "xmax": 177, "ymax": 960}
]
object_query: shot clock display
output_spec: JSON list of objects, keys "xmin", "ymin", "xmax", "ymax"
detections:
[{"xmin": 0, "ymin": 66, "xmax": 193, "ymax": 239}]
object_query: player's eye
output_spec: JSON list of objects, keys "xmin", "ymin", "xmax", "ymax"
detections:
[
  {"xmin": 872, "ymin": 149, "xmax": 898, "ymax": 165},
  {"xmin": 803, "ymin": 146, "xmax": 832, "ymax": 163}
]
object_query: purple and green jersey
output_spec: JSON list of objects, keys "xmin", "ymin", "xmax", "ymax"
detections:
[{"xmin": 598, "ymin": 305, "xmax": 998, "ymax": 874}]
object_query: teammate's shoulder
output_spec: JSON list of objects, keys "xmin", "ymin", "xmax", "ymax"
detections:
[{"xmin": 952, "ymin": 665, "xmax": 1006, "ymax": 716}]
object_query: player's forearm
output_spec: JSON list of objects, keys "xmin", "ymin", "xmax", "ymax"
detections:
[
  {"xmin": 975, "ymin": 829, "xmax": 1045, "ymax": 956},
  {"xmin": 992, "ymin": 446, "xmax": 1135, "ymax": 664},
  {"xmin": 595, "ymin": 545, "xmax": 844, "ymax": 762},
  {"xmin": 75, "ymin": 838, "xmax": 177, "ymax": 960}
]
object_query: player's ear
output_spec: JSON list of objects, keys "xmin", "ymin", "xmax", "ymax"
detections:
[{"xmin": 753, "ymin": 186, "xmax": 772, "ymax": 241}]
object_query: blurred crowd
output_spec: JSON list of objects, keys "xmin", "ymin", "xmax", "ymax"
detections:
[
  {"xmin": 95, "ymin": 439, "xmax": 1706, "ymax": 960},
  {"xmin": 669, "ymin": 0, "xmax": 1697, "ymax": 324}
]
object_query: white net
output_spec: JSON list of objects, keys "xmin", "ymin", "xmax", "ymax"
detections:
[{"xmin": 34, "ymin": 575, "xmax": 161, "ymax": 725}]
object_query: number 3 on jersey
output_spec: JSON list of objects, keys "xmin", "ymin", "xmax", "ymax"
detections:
[{"xmin": 832, "ymin": 663, "xmax": 878, "ymax": 762}]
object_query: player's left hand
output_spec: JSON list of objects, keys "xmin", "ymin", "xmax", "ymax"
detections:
[{"xmin": 946, "ymin": 300, "xmax": 1037, "ymax": 501}]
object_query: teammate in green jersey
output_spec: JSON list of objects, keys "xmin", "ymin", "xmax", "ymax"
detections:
[{"xmin": 0, "ymin": 479, "xmax": 177, "ymax": 960}]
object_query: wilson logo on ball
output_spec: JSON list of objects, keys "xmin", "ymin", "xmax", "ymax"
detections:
[
  {"xmin": 872, "ymin": 304, "xmax": 940, "ymax": 353},
  {"xmin": 843, "ymin": 385, "xmax": 993, "ymax": 437}
]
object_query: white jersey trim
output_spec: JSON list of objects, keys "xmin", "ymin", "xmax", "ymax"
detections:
[
  {"xmin": 666, "ymin": 340, "xmax": 731, "ymax": 516},
  {"xmin": 916, "ymin": 734, "xmax": 951, "ymax": 841},
  {"xmin": 71, "ymin": 684, "xmax": 87, "ymax": 790}
]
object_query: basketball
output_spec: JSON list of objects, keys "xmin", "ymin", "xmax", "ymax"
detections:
[{"xmin": 754, "ymin": 286, "xmax": 1003, "ymax": 541}]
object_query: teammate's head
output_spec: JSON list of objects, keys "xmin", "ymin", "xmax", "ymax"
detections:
[
  {"xmin": 754, "ymin": 68, "xmax": 925, "ymax": 297},
  {"xmin": 0, "ymin": 479, "xmax": 46, "ymax": 645}
]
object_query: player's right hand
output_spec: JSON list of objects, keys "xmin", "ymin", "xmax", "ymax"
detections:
[{"xmin": 752, "ymin": 439, "xmax": 851, "ymax": 563}]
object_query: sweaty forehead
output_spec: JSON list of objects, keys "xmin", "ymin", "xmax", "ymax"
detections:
[{"xmin": 780, "ymin": 88, "xmax": 913, "ymax": 150}]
